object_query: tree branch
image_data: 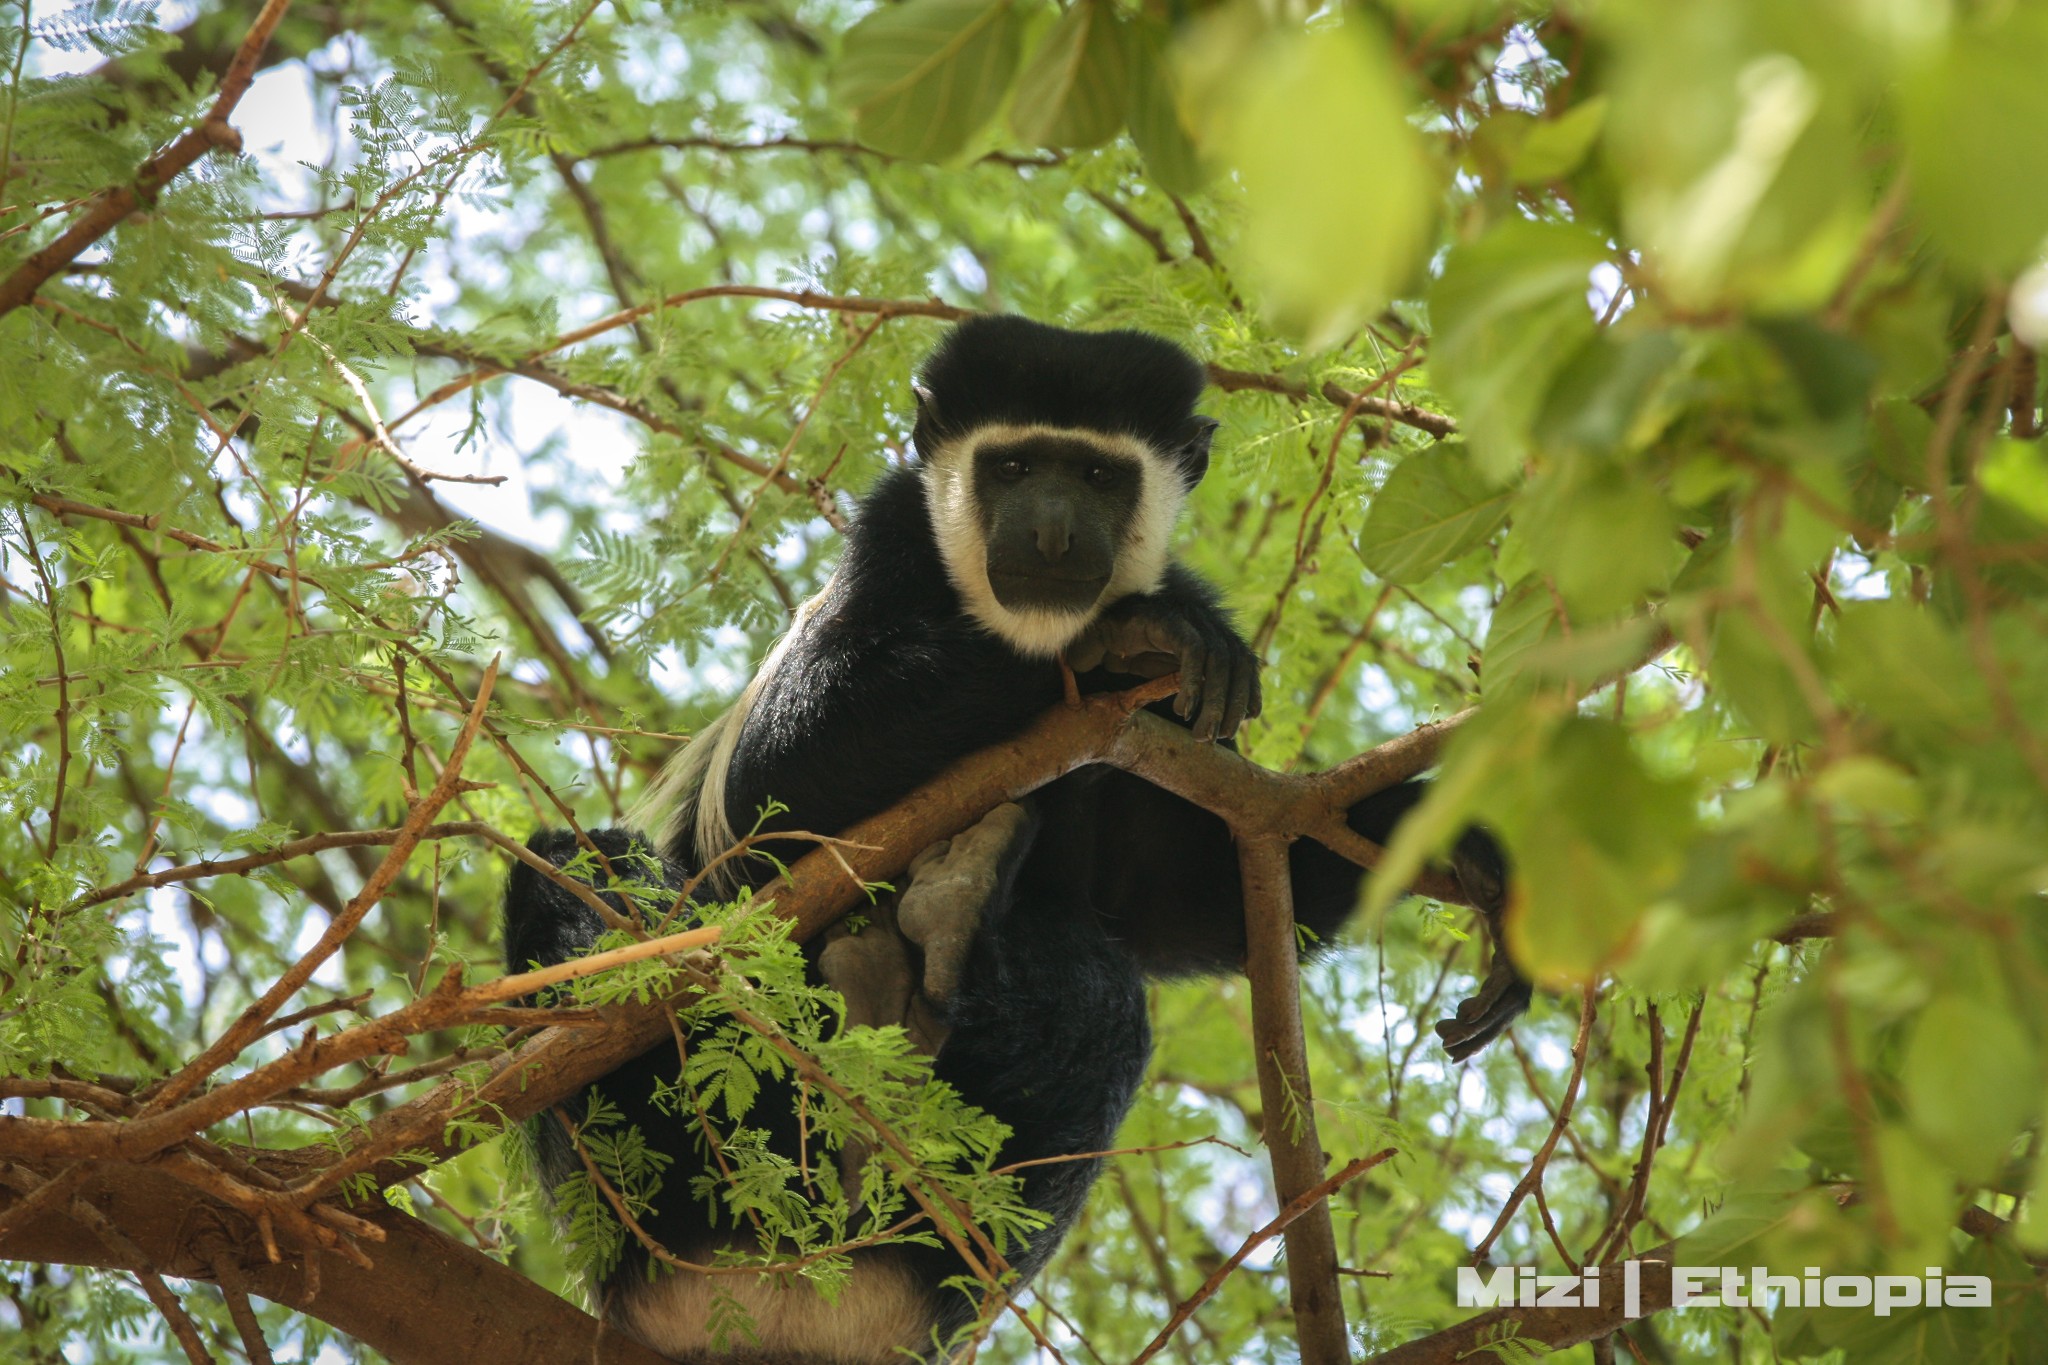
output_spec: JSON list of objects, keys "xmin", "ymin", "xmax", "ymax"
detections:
[
  {"xmin": 0, "ymin": 1163, "xmax": 671, "ymax": 1365},
  {"xmin": 1364, "ymin": 1242, "xmax": 1682, "ymax": 1365},
  {"xmin": 1237, "ymin": 835, "xmax": 1349, "ymax": 1365},
  {"xmin": 0, "ymin": 0, "xmax": 293, "ymax": 317}
]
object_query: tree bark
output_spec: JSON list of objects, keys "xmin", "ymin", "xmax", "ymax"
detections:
[{"xmin": 0, "ymin": 1163, "xmax": 672, "ymax": 1365}]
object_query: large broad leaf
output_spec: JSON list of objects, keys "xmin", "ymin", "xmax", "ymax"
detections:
[
  {"xmin": 1902, "ymin": 9, "xmax": 2048, "ymax": 273},
  {"xmin": 1479, "ymin": 574, "xmax": 1565, "ymax": 704},
  {"xmin": 1125, "ymin": 16, "xmax": 1202, "ymax": 194},
  {"xmin": 1009, "ymin": 0, "xmax": 1128, "ymax": 148},
  {"xmin": 1356, "ymin": 711, "xmax": 1523, "ymax": 925},
  {"xmin": 834, "ymin": 0, "xmax": 1024, "ymax": 161},
  {"xmin": 1429, "ymin": 220, "xmax": 1606, "ymax": 482},
  {"xmin": 1491, "ymin": 718, "xmax": 1695, "ymax": 980},
  {"xmin": 1672, "ymin": 1171, "xmax": 1807, "ymax": 1264},
  {"xmin": 1832, "ymin": 599, "xmax": 1994, "ymax": 743},
  {"xmin": 1355, "ymin": 445, "xmax": 1511, "ymax": 585},
  {"xmin": 1902, "ymin": 994, "xmax": 2037, "ymax": 1183},
  {"xmin": 1216, "ymin": 23, "xmax": 1433, "ymax": 349},
  {"xmin": 1515, "ymin": 460, "xmax": 1681, "ymax": 620},
  {"xmin": 1533, "ymin": 329, "xmax": 1681, "ymax": 457},
  {"xmin": 1511, "ymin": 95, "xmax": 1608, "ymax": 183}
]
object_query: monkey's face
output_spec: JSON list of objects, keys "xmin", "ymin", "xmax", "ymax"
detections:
[{"xmin": 972, "ymin": 435, "xmax": 1143, "ymax": 615}]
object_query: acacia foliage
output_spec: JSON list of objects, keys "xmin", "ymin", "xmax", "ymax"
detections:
[{"xmin": 1, "ymin": 0, "xmax": 2047, "ymax": 1361}]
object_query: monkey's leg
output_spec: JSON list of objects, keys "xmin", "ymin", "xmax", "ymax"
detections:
[
  {"xmin": 922, "ymin": 882, "xmax": 1150, "ymax": 1303},
  {"xmin": 502, "ymin": 828, "xmax": 669, "ymax": 977},
  {"xmin": 819, "ymin": 803, "xmax": 1040, "ymax": 1198},
  {"xmin": 898, "ymin": 801, "xmax": 1036, "ymax": 1032},
  {"xmin": 1337, "ymin": 781, "xmax": 1531, "ymax": 1061},
  {"xmin": 818, "ymin": 906, "xmax": 916, "ymax": 1197},
  {"xmin": 819, "ymin": 801, "xmax": 1036, "ymax": 1061},
  {"xmin": 889, "ymin": 792, "xmax": 1154, "ymax": 1316},
  {"xmin": 818, "ymin": 906, "xmax": 917, "ymax": 1034},
  {"xmin": 500, "ymin": 828, "xmax": 714, "ymax": 1270}
]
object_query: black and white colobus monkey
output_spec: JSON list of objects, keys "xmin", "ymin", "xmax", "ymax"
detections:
[{"xmin": 504, "ymin": 316, "xmax": 1528, "ymax": 1363}]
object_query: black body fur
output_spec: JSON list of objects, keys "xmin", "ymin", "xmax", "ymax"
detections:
[{"xmin": 502, "ymin": 317, "xmax": 1526, "ymax": 1361}]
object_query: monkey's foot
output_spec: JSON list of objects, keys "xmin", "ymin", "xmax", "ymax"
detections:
[
  {"xmin": 1432, "ymin": 826, "xmax": 1528, "ymax": 1060},
  {"xmin": 899, "ymin": 801, "xmax": 1032, "ymax": 1006},
  {"xmin": 819, "ymin": 907, "xmax": 918, "ymax": 1191},
  {"xmin": 1433, "ymin": 955, "xmax": 1532, "ymax": 1062},
  {"xmin": 819, "ymin": 906, "xmax": 915, "ymax": 1037}
]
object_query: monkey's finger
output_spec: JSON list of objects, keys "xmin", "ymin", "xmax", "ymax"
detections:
[
  {"xmin": 1436, "ymin": 984, "xmax": 1530, "ymax": 1061},
  {"xmin": 1218, "ymin": 648, "xmax": 1252, "ymax": 739},
  {"xmin": 1142, "ymin": 618, "xmax": 1183, "ymax": 658},
  {"xmin": 1176, "ymin": 638, "xmax": 1209, "ymax": 722},
  {"xmin": 1193, "ymin": 660, "xmax": 1229, "ymax": 741}
]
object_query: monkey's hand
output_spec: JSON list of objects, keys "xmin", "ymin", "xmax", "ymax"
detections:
[
  {"xmin": 1432, "ymin": 830, "xmax": 1532, "ymax": 1062},
  {"xmin": 1067, "ymin": 594, "xmax": 1261, "ymax": 741}
]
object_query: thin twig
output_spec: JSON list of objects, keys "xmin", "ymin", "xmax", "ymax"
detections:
[
  {"xmin": 1469, "ymin": 988, "xmax": 1599, "ymax": 1264},
  {"xmin": 1129, "ymin": 1150, "xmax": 1395, "ymax": 1365}
]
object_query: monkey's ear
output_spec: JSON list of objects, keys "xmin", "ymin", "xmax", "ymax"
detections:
[
  {"xmin": 909, "ymin": 382, "xmax": 942, "ymax": 462},
  {"xmin": 1180, "ymin": 415, "xmax": 1220, "ymax": 482}
]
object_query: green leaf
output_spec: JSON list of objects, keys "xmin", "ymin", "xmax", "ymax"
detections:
[
  {"xmin": 1516, "ymin": 461, "xmax": 1681, "ymax": 620},
  {"xmin": 1709, "ymin": 611, "xmax": 1820, "ymax": 745},
  {"xmin": 1902, "ymin": 10, "xmax": 2048, "ymax": 273},
  {"xmin": 1216, "ymin": 22, "xmax": 1433, "ymax": 348},
  {"xmin": 1902, "ymin": 995, "xmax": 2036, "ymax": 1182},
  {"xmin": 1354, "ymin": 445, "xmax": 1511, "ymax": 585},
  {"xmin": 834, "ymin": 0, "xmax": 1025, "ymax": 161},
  {"xmin": 1430, "ymin": 220, "xmax": 1606, "ymax": 481},
  {"xmin": 1832, "ymin": 600, "xmax": 1993, "ymax": 742},
  {"xmin": 1009, "ymin": 0, "xmax": 1128, "ymax": 149},
  {"xmin": 1516, "ymin": 616, "xmax": 1660, "ymax": 692},
  {"xmin": 1813, "ymin": 755, "xmax": 1925, "ymax": 821},
  {"xmin": 1674, "ymin": 1170, "xmax": 1807, "ymax": 1264},
  {"xmin": 1981, "ymin": 439, "xmax": 2048, "ymax": 524},
  {"xmin": 1480, "ymin": 575, "xmax": 1565, "ymax": 704},
  {"xmin": 1125, "ymin": 17, "xmax": 1202, "ymax": 194},
  {"xmin": 1753, "ymin": 317, "xmax": 1879, "ymax": 424},
  {"xmin": 1511, "ymin": 95, "xmax": 1608, "ymax": 183},
  {"xmin": 1533, "ymin": 330, "xmax": 1682, "ymax": 457},
  {"xmin": 1356, "ymin": 712, "xmax": 1519, "ymax": 925},
  {"xmin": 1487, "ymin": 719, "xmax": 1696, "ymax": 980}
]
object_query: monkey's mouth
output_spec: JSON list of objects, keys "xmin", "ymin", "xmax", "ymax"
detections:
[{"xmin": 987, "ymin": 568, "xmax": 1109, "ymax": 614}]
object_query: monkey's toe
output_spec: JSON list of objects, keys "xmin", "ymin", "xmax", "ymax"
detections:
[{"xmin": 1433, "ymin": 957, "xmax": 1532, "ymax": 1062}]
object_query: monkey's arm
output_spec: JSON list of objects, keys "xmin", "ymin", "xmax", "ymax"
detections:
[
  {"xmin": 1334, "ymin": 783, "xmax": 1530, "ymax": 1062},
  {"xmin": 1066, "ymin": 562, "xmax": 1261, "ymax": 742},
  {"xmin": 725, "ymin": 614, "xmax": 1065, "ymax": 852},
  {"xmin": 1091, "ymin": 773, "xmax": 1529, "ymax": 1060}
]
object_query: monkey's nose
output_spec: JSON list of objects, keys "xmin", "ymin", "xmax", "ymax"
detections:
[{"xmin": 1034, "ymin": 518, "xmax": 1072, "ymax": 562}]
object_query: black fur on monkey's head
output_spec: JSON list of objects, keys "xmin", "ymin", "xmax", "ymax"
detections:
[{"xmin": 911, "ymin": 315, "xmax": 1217, "ymax": 488}]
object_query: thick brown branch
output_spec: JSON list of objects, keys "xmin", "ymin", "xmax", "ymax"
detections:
[
  {"xmin": 273, "ymin": 692, "xmax": 1488, "ymax": 1192},
  {"xmin": 1237, "ymin": 835, "xmax": 1349, "ymax": 1365},
  {"xmin": 0, "ymin": 1163, "xmax": 671, "ymax": 1365}
]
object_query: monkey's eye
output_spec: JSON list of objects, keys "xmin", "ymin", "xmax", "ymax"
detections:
[
  {"xmin": 997, "ymin": 457, "xmax": 1029, "ymax": 479},
  {"xmin": 1086, "ymin": 464, "xmax": 1118, "ymax": 487}
]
